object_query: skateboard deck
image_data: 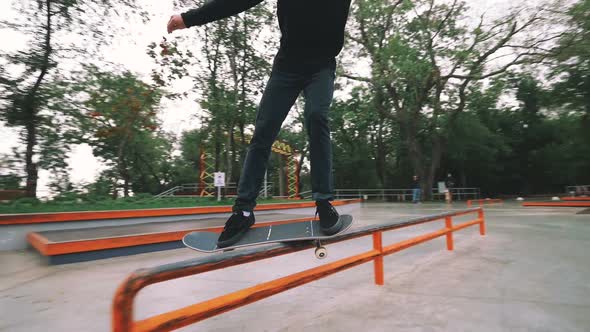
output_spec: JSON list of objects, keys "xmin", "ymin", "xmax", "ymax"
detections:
[{"xmin": 183, "ymin": 214, "xmax": 353, "ymax": 254}]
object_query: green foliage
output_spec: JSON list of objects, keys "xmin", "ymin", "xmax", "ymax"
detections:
[
  {"xmin": 444, "ymin": 69, "xmax": 590, "ymax": 196},
  {"xmin": 9, "ymin": 197, "xmax": 42, "ymax": 208},
  {"xmin": 167, "ymin": 129, "xmax": 208, "ymax": 186},
  {"xmin": 346, "ymin": 0, "xmax": 561, "ymax": 197},
  {"xmin": 73, "ymin": 67, "xmax": 169, "ymax": 196},
  {"xmin": 543, "ymin": 0, "xmax": 590, "ymax": 188},
  {"xmin": 0, "ymin": 0, "xmax": 148, "ymax": 197},
  {"xmin": 0, "ymin": 151, "xmax": 24, "ymax": 190},
  {"xmin": 150, "ymin": 0, "xmax": 277, "ymax": 190},
  {"xmin": 330, "ymin": 88, "xmax": 387, "ymax": 188},
  {"xmin": 0, "ymin": 175, "xmax": 22, "ymax": 190}
]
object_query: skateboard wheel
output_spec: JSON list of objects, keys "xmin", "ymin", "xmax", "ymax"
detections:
[{"xmin": 315, "ymin": 247, "xmax": 328, "ymax": 259}]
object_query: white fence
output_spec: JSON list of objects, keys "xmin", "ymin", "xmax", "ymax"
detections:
[
  {"xmin": 298, "ymin": 188, "xmax": 480, "ymax": 201},
  {"xmin": 566, "ymin": 185, "xmax": 590, "ymax": 196}
]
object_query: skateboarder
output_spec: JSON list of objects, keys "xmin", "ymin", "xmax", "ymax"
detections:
[
  {"xmin": 167, "ymin": 0, "xmax": 353, "ymax": 247},
  {"xmin": 445, "ymin": 173, "xmax": 455, "ymax": 203}
]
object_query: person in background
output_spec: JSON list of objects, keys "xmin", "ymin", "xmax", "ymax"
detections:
[
  {"xmin": 445, "ymin": 173, "xmax": 455, "ymax": 203},
  {"xmin": 412, "ymin": 175, "xmax": 421, "ymax": 203}
]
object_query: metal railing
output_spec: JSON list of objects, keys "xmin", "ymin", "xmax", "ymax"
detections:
[
  {"xmin": 434, "ymin": 187, "xmax": 480, "ymax": 201},
  {"xmin": 156, "ymin": 186, "xmax": 480, "ymax": 201},
  {"xmin": 332, "ymin": 187, "xmax": 480, "ymax": 201},
  {"xmin": 112, "ymin": 207, "xmax": 485, "ymax": 332},
  {"xmin": 467, "ymin": 198, "xmax": 503, "ymax": 207},
  {"xmin": 154, "ymin": 184, "xmax": 200, "ymax": 198},
  {"xmin": 155, "ymin": 183, "xmax": 275, "ymax": 198},
  {"xmin": 566, "ymin": 185, "xmax": 590, "ymax": 196}
]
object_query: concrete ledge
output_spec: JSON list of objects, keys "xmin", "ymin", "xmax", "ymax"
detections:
[
  {"xmin": 562, "ymin": 196, "xmax": 590, "ymax": 201},
  {"xmin": 43, "ymin": 241, "xmax": 186, "ymax": 265},
  {"xmin": 523, "ymin": 201, "xmax": 590, "ymax": 207},
  {"xmin": 27, "ymin": 214, "xmax": 316, "ymax": 257},
  {"xmin": 1, "ymin": 199, "xmax": 361, "ymax": 251},
  {"xmin": 0, "ymin": 199, "xmax": 361, "ymax": 225}
]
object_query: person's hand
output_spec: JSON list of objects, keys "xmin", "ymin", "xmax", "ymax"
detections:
[{"xmin": 167, "ymin": 14, "xmax": 187, "ymax": 34}]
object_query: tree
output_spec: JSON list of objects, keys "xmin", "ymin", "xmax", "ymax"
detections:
[
  {"xmin": 75, "ymin": 68, "xmax": 166, "ymax": 197},
  {"xmin": 151, "ymin": 0, "xmax": 275, "ymax": 185},
  {"xmin": 0, "ymin": 149, "xmax": 23, "ymax": 190},
  {"xmin": 546, "ymin": 0, "xmax": 590, "ymax": 185},
  {"xmin": 168, "ymin": 128, "xmax": 209, "ymax": 186},
  {"xmin": 343, "ymin": 0, "xmax": 562, "ymax": 198},
  {"xmin": 0, "ymin": 0, "xmax": 147, "ymax": 198},
  {"xmin": 444, "ymin": 78, "xmax": 508, "ymax": 194}
]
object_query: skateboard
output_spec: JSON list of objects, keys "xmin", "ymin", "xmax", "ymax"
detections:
[{"xmin": 183, "ymin": 214, "xmax": 353, "ymax": 259}]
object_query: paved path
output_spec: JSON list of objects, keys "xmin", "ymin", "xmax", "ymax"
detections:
[{"xmin": 1, "ymin": 202, "xmax": 589, "ymax": 331}]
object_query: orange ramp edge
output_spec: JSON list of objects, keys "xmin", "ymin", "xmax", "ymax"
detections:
[
  {"xmin": 27, "ymin": 217, "xmax": 319, "ymax": 256},
  {"xmin": 1, "ymin": 199, "xmax": 361, "ymax": 225},
  {"xmin": 522, "ymin": 201, "xmax": 590, "ymax": 207}
]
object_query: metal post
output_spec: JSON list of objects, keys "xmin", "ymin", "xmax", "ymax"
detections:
[
  {"xmin": 372, "ymin": 232, "xmax": 384, "ymax": 286},
  {"xmin": 478, "ymin": 209, "xmax": 486, "ymax": 235},
  {"xmin": 445, "ymin": 216, "xmax": 454, "ymax": 251}
]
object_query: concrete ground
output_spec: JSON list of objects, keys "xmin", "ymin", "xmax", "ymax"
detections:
[{"xmin": 1, "ymin": 202, "xmax": 589, "ymax": 332}]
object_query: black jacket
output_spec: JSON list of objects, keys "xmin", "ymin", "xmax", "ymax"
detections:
[{"xmin": 181, "ymin": 0, "xmax": 352, "ymax": 70}]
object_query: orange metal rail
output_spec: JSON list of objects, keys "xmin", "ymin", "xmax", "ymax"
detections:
[
  {"xmin": 467, "ymin": 198, "xmax": 503, "ymax": 207},
  {"xmin": 112, "ymin": 208, "xmax": 485, "ymax": 332}
]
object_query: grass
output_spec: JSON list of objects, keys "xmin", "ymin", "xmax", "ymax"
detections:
[{"xmin": 0, "ymin": 197, "xmax": 311, "ymax": 215}]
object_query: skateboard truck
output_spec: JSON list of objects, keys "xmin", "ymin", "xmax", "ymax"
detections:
[{"xmin": 314, "ymin": 240, "xmax": 327, "ymax": 259}]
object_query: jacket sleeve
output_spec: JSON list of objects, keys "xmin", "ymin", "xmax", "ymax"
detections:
[{"xmin": 181, "ymin": 0, "xmax": 265, "ymax": 28}]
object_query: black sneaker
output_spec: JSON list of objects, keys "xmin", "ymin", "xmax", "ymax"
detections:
[
  {"xmin": 217, "ymin": 211, "xmax": 255, "ymax": 248},
  {"xmin": 316, "ymin": 200, "xmax": 343, "ymax": 235}
]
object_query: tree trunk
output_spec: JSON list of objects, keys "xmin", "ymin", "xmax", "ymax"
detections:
[
  {"xmin": 24, "ymin": 123, "xmax": 38, "ymax": 197},
  {"xmin": 24, "ymin": 0, "xmax": 53, "ymax": 198},
  {"xmin": 404, "ymin": 124, "xmax": 424, "ymax": 180},
  {"xmin": 123, "ymin": 175, "xmax": 130, "ymax": 197},
  {"xmin": 117, "ymin": 156, "xmax": 131, "ymax": 197},
  {"xmin": 116, "ymin": 123, "xmax": 133, "ymax": 197},
  {"xmin": 376, "ymin": 119, "xmax": 387, "ymax": 187},
  {"xmin": 424, "ymin": 81, "xmax": 446, "ymax": 200},
  {"xmin": 137, "ymin": 154, "xmax": 163, "ymax": 193},
  {"xmin": 424, "ymin": 135, "xmax": 443, "ymax": 200}
]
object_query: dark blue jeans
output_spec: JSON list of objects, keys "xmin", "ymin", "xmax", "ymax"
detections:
[{"xmin": 233, "ymin": 61, "xmax": 336, "ymax": 212}]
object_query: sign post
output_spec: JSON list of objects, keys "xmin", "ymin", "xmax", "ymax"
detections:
[{"xmin": 214, "ymin": 172, "xmax": 225, "ymax": 202}]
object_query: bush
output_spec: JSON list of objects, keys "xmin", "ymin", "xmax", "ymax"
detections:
[
  {"xmin": 52, "ymin": 192, "xmax": 81, "ymax": 202},
  {"xmin": 11, "ymin": 197, "xmax": 42, "ymax": 207}
]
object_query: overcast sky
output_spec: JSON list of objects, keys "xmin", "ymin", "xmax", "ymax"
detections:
[{"xmin": 0, "ymin": 0, "xmax": 545, "ymax": 196}]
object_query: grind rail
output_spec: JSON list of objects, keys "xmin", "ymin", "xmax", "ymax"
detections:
[{"xmin": 112, "ymin": 207, "xmax": 486, "ymax": 332}]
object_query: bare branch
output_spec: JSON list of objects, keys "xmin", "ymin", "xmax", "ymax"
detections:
[
  {"xmin": 441, "ymin": 16, "xmax": 484, "ymax": 82},
  {"xmin": 430, "ymin": 0, "xmax": 458, "ymax": 43},
  {"xmin": 339, "ymin": 72, "xmax": 372, "ymax": 83}
]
